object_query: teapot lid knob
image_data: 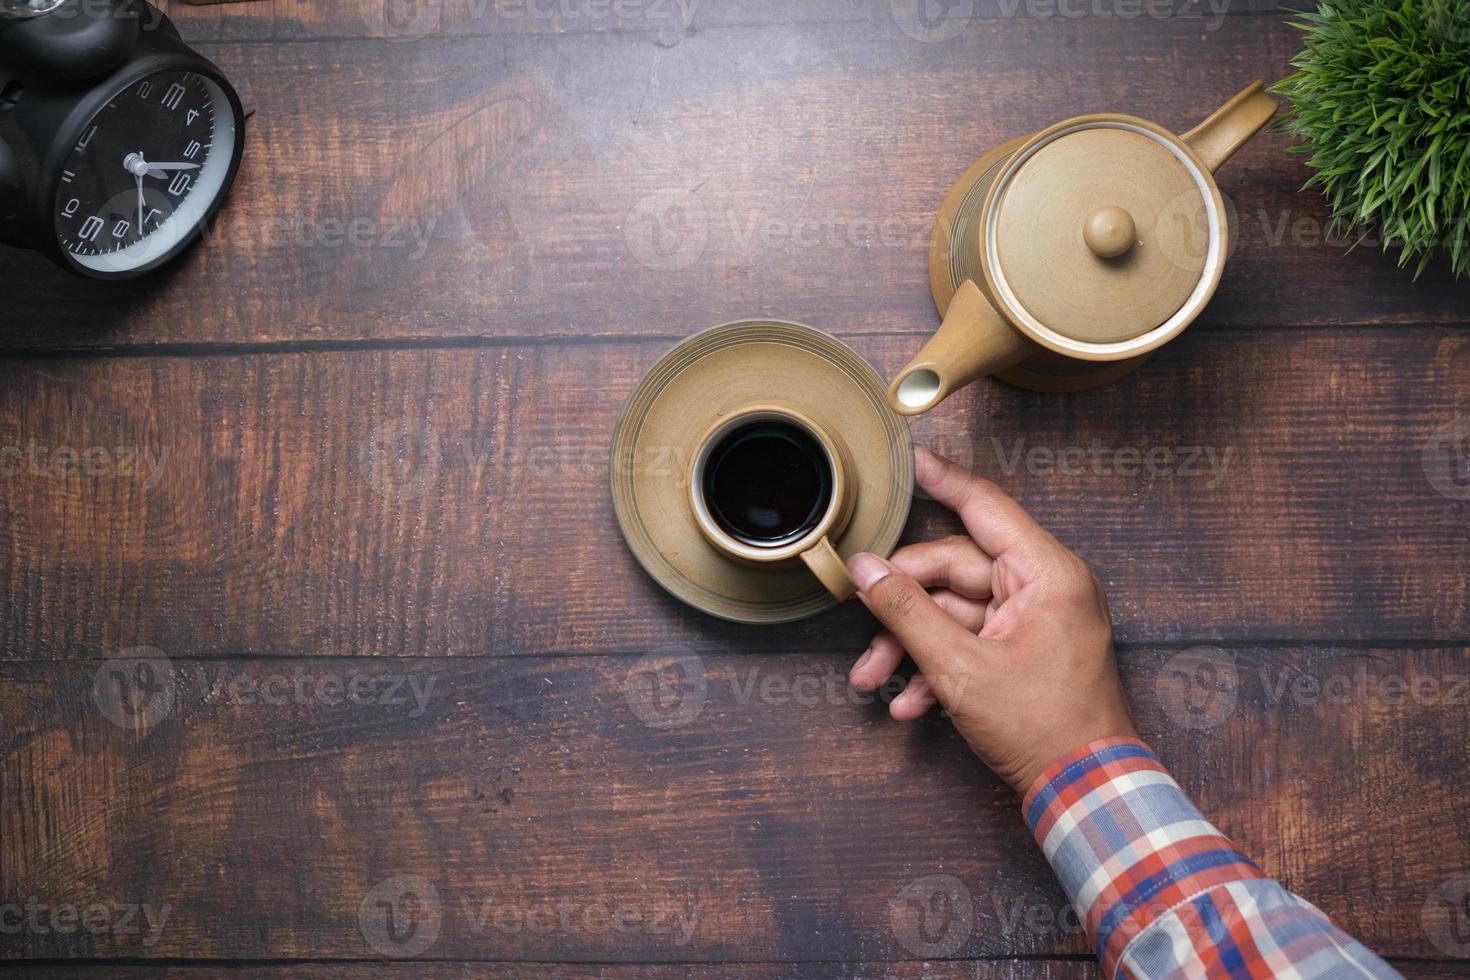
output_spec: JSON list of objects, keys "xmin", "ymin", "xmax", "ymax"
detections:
[{"xmin": 1083, "ymin": 205, "xmax": 1136, "ymax": 259}]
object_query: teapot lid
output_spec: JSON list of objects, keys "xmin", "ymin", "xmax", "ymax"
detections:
[{"xmin": 983, "ymin": 118, "xmax": 1224, "ymax": 352}]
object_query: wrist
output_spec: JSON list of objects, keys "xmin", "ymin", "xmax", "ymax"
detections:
[{"xmin": 1014, "ymin": 724, "xmax": 1140, "ymax": 800}]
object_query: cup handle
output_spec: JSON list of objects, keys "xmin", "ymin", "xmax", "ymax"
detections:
[
  {"xmin": 800, "ymin": 535, "xmax": 857, "ymax": 601},
  {"xmin": 888, "ymin": 279, "xmax": 1031, "ymax": 417}
]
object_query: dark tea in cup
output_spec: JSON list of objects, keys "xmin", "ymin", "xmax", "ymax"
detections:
[{"xmin": 700, "ymin": 418, "xmax": 834, "ymax": 548}]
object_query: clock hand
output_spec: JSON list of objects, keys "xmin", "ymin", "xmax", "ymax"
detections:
[
  {"xmin": 136, "ymin": 172, "xmax": 145, "ymax": 235},
  {"xmin": 144, "ymin": 162, "xmax": 201, "ymax": 175}
]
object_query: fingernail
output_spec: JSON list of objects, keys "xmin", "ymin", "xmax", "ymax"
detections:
[
  {"xmin": 848, "ymin": 553, "xmax": 891, "ymax": 592},
  {"xmin": 853, "ymin": 648, "xmax": 873, "ymax": 672},
  {"xmin": 914, "ymin": 445, "xmax": 941, "ymax": 482}
]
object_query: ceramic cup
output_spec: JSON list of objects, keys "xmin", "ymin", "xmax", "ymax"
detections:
[{"xmin": 688, "ymin": 404, "xmax": 858, "ymax": 600}]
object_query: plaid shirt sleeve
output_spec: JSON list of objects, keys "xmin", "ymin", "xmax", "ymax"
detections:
[{"xmin": 1021, "ymin": 736, "xmax": 1401, "ymax": 980}]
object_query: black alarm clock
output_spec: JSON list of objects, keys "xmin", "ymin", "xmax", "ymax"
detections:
[{"xmin": 0, "ymin": 0, "xmax": 245, "ymax": 279}]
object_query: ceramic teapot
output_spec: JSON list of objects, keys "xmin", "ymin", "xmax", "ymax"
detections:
[{"xmin": 889, "ymin": 82, "xmax": 1278, "ymax": 414}]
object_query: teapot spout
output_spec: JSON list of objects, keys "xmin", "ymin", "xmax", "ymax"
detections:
[
  {"xmin": 888, "ymin": 280, "xmax": 1030, "ymax": 416},
  {"xmin": 1181, "ymin": 81, "xmax": 1279, "ymax": 172}
]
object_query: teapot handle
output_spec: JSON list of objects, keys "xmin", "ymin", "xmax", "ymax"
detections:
[
  {"xmin": 1180, "ymin": 81, "xmax": 1279, "ymax": 172},
  {"xmin": 887, "ymin": 279, "xmax": 1031, "ymax": 416}
]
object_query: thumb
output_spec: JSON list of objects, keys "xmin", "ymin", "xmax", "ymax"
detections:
[{"xmin": 848, "ymin": 553, "xmax": 979, "ymax": 684}]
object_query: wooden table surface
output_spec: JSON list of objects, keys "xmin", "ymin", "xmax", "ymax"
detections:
[{"xmin": 2, "ymin": 0, "xmax": 1468, "ymax": 975}]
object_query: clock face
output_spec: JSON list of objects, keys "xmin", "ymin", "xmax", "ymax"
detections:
[{"xmin": 53, "ymin": 69, "xmax": 239, "ymax": 274}]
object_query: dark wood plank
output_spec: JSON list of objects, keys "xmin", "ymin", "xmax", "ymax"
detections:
[
  {"xmin": 0, "ymin": 962, "xmax": 1101, "ymax": 978},
  {"xmin": 3, "ymin": 647, "xmax": 1467, "ymax": 961},
  {"xmin": 0, "ymin": 15, "xmax": 1463, "ymax": 350},
  {"xmin": 0, "ymin": 328, "xmax": 1465, "ymax": 661},
  {"xmin": 158, "ymin": 0, "xmax": 1299, "ymax": 44},
  {"xmin": 0, "ymin": 962, "xmax": 1461, "ymax": 979},
  {"xmin": 2, "ymin": 326, "xmax": 1470, "ymax": 664},
  {"xmin": 1, "ymin": 962, "xmax": 1459, "ymax": 978}
]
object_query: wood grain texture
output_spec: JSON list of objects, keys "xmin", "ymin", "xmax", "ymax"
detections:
[
  {"xmin": 0, "ymin": 329, "xmax": 1465, "ymax": 660},
  {"xmin": 0, "ymin": 964, "xmax": 1462, "ymax": 979},
  {"xmin": 0, "ymin": 13, "xmax": 1464, "ymax": 350},
  {"xmin": 3, "ymin": 647, "xmax": 1467, "ymax": 961},
  {"xmin": 2, "ymin": 3, "xmax": 1466, "ymax": 971},
  {"xmin": 158, "ymin": 0, "xmax": 1303, "ymax": 44},
  {"xmin": 0, "ymin": 965, "xmax": 1098, "ymax": 980},
  {"xmin": 0, "ymin": 962, "xmax": 1108, "ymax": 979}
]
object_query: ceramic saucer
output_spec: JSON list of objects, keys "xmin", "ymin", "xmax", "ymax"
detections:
[{"xmin": 611, "ymin": 321, "xmax": 914, "ymax": 624}]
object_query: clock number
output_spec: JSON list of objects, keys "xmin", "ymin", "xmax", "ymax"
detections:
[
  {"xmin": 112, "ymin": 219, "xmax": 132, "ymax": 239},
  {"xmin": 75, "ymin": 125, "xmax": 97, "ymax": 151},
  {"xmin": 183, "ymin": 140, "xmax": 201, "ymax": 160},
  {"xmin": 62, "ymin": 198, "xmax": 80, "ymax": 217},
  {"xmin": 167, "ymin": 173, "xmax": 192, "ymax": 197},
  {"xmin": 144, "ymin": 208, "xmax": 163, "ymax": 228},
  {"xmin": 186, "ymin": 108, "xmax": 199, "ymax": 126},
  {"xmin": 161, "ymin": 82, "xmax": 187, "ymax": 111},
  {"xmin": 137, "ymin": 81, "xmax": 153, "ymax": 100},
  {"xmin": 79, "ymin": 215, "xmax": 104, "ymax": 242},
  {"xmin": 61, "ymin": 170, "xmax": 76, "ymax": 184}
]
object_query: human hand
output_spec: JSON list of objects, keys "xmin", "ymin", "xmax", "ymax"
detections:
[{"xmin": 846, "ymin": 447, "xmax": 1136, "ymax": 794}]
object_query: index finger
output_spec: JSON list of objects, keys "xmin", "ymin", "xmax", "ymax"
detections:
[{"xmin": 915, "ymin": 446, "xmax": 1051, "ymax": 559}]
